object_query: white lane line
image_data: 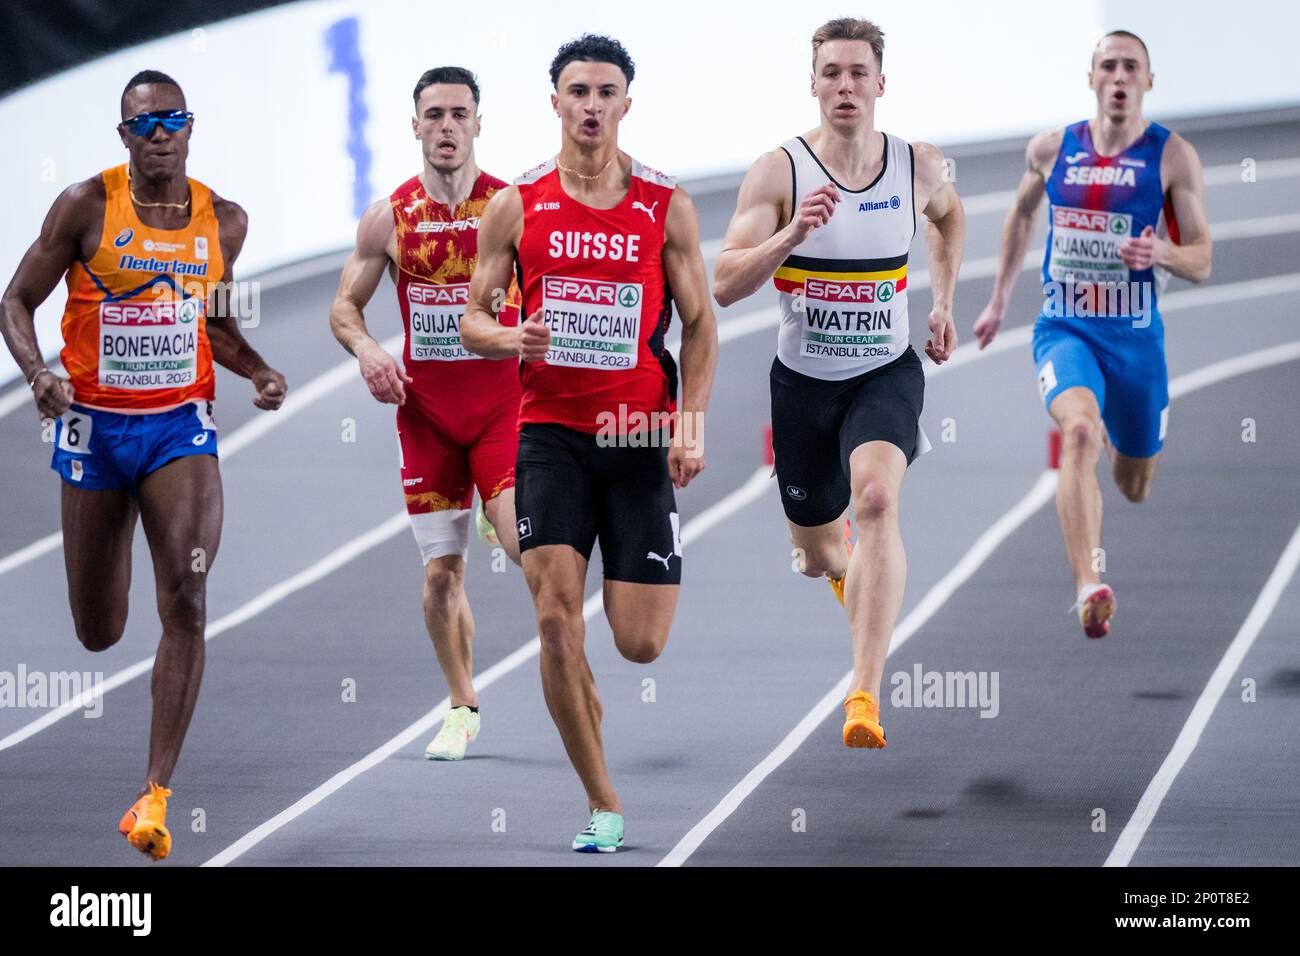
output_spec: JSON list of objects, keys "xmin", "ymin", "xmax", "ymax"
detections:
[
  {"xmin": 1104, "ymin": 519, "xmax": 1300, "ymax": 867},
  {"xmin": 658, "ymin": 338, "xmax": 1300, "ymax": 867},
  {"xmin": 0, "ymin": 334, "xmax": 403, "ymax": 578},
  {"xmin": 0, "ymin": 512, "xmax": 411, "ymax": 753},
  {"xmin": 658, "ymin": 469, "xmax": 1059, "ymax": 868},
  {"xmin": 202, "ymin": 464, "xmax": 775, "ymax": 867}
]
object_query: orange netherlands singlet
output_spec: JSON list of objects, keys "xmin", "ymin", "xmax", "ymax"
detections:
[{"xmin": 60, "ymin": 164, "xmax": 223, "ymax": 411}]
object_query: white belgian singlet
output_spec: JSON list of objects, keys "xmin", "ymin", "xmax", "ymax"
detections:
[{"xmin": 774, "ymin": 131, "xmax": 916, "ymax": 381}]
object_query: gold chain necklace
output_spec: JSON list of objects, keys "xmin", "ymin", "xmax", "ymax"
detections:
[
  {"xmin": 555, "ymin": 154, "xmax": 616, "ymax": 181},
  {"xmin": 128, "ymin": 170, "xmax": 190, "ymax": 210}
]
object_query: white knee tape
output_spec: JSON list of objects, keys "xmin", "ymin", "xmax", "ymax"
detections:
[{"xmin": 409, "ymin": 508, "xmax": 471, "ymax": 563}]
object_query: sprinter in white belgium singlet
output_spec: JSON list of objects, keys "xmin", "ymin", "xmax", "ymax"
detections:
[{"xmin": 712, "ymin": 17, "xmax": 964, "ymax": 751}]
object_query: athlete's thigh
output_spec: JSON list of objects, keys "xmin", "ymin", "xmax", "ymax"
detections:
[
  {"xmin": 840, "ymin": 347, "xmax": 924, "ymax": 477},
  {"xmin": 1098, "ymin": 327, "xmax": 1169, "ymax": 459},
  {"xmin": 470, "ymin": 401, "xmax": 521, "ymax": 558},
  {"xmin": 1034, "ymin": 320, "xmax": 1107, "ymax": 420},
  {"xmin": 595, "ymin": 440, "xmax": 681, "ymax": 585},
  {"xmin": 770, "ymin": 357, "xmax": 848, "ymax": 528},
  {"xmin": 1113, "ymin": 450, "xmax": 1161, "ymax": 490},
  {"xmin": 399, "ymin": 402, "xmax": 474, "ymax": 563},
  {"xmin": 61, "ymin": 483, "xmax": 139, "ymax": 627},
  {"xmin": 514, "ymin": 424, "xmax": 599, "ymax": 561},
  {"xmin": 1048, "ymin": 385, "xmax": 1103, "ymax": 431},
  {"xmin": 846, "ymin": 440, "xmax": 907, "ymax": 501},
  {"xmin": 137, "ymin": 454, "xmax": 223, "ymax": 587},
  {"xmin": 521, "ymin": 543, "xmax": 589, "ymax": 627},
  {"xmin": 482, "ymin": 486, "xmax": 520, "ymax": 561},
  {"xmin": 398, "ymin": 401, "xmax": 474, "ymax": 513},
  {"xmin": 53, "ymin": 406, "xmax": 139, "ymax": 620},
  {"xmin": 603, "ymin": 579, "xmax": 679, "ymax": 648}
]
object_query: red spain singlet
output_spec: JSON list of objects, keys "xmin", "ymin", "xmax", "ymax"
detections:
[
  {"xmin": 390, "ymin": 171, "xmax": 521, "ymax": 434},
  {"xmin": 514, "ymin": 156, "xmax": 678, "ymax": 434}
]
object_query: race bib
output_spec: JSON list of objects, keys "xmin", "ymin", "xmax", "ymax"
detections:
[
  {"xmin": 407, "ymin": 282, "xmax": 479, "ymax": 361},
  {"xmin": 798, "ymin": 276, "xmax": 904, "ymax": 361},
  {"xmin": 540, "ymin": 276, "xmax": 641, "ymax": 371},
  {"xmin": 98, "ymin": 296, "xmax": 200, "ymax": 389},
  {"xmin": 57, "ymin": 408, "xmax": 93, "ymax": 454},
  {"xmin": 1048, "ymin": 206, "xmax": 1132, "ymax": 285}
]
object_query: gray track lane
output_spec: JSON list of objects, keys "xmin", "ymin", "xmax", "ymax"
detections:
[
  {"xmin": 1131, "ymin": 564, "xmax": 1300, "ymax": 867},
  {"xmin": 0, "ymin": 109, "xmax": 1296, "ymax": 865},
  {"xmin": 685, "ymin": 332, "xmax": 1300, "ymax": 866}
]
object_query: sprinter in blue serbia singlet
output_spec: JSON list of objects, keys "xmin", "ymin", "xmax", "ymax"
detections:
[{"xmin": 1033, "ymin": 118, "xmax": 1176, "ymax": 460}]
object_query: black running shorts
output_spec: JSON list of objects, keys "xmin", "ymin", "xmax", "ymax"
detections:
[
  {"xmin": 514, "ymin": 423, "xmax": 682, "ymax": 585},
  {"xmin": 770, "ymin": 347, "xmax": 925, "ymax": 527}
]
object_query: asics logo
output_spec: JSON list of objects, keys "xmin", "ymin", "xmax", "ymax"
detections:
[
  {"xmin": 191, "ymin": 432, "xmax": 209, "ymax": 446},
  {"xmin": 404, "ymin": 198, "xmax": 426, "ymax": 214},
  {"xmin": 646, "ymin": 551, "xmax": 672, "ymax": 570},
  {"xmin": 632, "ymin": 200, "xmax": 658, "ymax": 223},
  {"xmin": 1065, "ymin": 151, "xmax": 1090, "ymax": 164}
]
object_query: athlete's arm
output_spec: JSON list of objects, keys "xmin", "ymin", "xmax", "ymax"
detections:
[
  {"xmin": 914, "ymin": 142, "xmax": 963, "ymax": 364},
  {"xmin": 0, "ymin": 178, "xmax": 101, "ymax": 420},
  {"xmin": 713, "ymin": 149, "xmax": 838, "ymax": 308},
  {"xmin": 329, "ymin": 199, "xmax": 413, "ymax": 405},
  {"xmin": 973, "ymin": 129, "xmax": 1061, "ymax": 349},
  {"xmin": 464, "ymin": 186, "xmax": 544, "ymax": 360},
  {"xmin": 1120, "ymin": 133, "xmax": 1212, "ymax": 282},
  {"xmin": 206, "ymin": 196, "xmax": 286, "ymax": 410},
  {"xmin": 663, "ymin": 186, "xmax": 717, "ymax": 489}
]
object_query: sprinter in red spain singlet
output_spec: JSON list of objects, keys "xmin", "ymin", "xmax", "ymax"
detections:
[
  {"xmin": 331, "ymin": 67, "xmax": 522, "ymax": 763},
  {"xmin": 463, "ymin": 35, "xmax": 718, "ymax": 853},
  {"xmin": 0, "ymin": 70, "xmax": 287, "ymax": 860}
]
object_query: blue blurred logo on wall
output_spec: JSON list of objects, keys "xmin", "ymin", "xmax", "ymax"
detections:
[{"xmin": 325, "ymin": 16, "xmax": 373, "ymax": 219}]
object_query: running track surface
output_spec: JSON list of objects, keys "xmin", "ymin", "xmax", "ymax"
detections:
[{"xmin": 0, "ymin": 107, "xmax": 1297, "ymax": 866}]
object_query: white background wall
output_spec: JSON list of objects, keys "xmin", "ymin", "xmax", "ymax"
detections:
[{"xmin": 2, "ymin": 0, "xmax": 1298, "ymax": 385}]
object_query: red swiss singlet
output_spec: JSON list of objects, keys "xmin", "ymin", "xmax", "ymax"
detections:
[{"xmin": 514, "ymin": 157, "xmax": 678, "ymax": 434}]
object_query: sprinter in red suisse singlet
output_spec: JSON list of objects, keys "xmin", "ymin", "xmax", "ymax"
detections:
[{"xmin": 513, "ymin": 156, "xmax": 678, "ymax": 433}]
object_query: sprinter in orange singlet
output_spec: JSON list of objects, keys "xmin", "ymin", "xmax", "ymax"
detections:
[{"xmin": 0, "ymin": 70, "xmax": 286, "ymax": 860}]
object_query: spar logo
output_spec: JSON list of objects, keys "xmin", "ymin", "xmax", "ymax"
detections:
[
  {"xmin": 100, "ymin": 297, "xmax": 201, "ymax": 326},
  {"xmin": 806, "ymin": 278, "xmax": 875, "ymax": 303},
  {"xmin": 1054, "ymin": 208, "xmax": 1108, "ymax": 231},
  {"xmin": 804, "ymin": 278, "xmax": 896, "ymax": 303},
  {"xmin": 113, "ymin": 228, "xmax": 134, "ymax": 248},
  {"xmin": 408, "ymin": 282, "xmax": 468, "ymax": 305},
  {"xmin": 543, "ymin": 275, "xmax": 627, "ymax": 306}
]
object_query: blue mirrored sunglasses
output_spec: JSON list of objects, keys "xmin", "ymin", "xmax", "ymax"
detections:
[{"xmin": 119, "ymin": 110, "xmax": 193, "ymax": 137}]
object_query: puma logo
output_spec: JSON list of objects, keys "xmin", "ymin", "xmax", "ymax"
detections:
[
  {"xmin": 632, "ymin": 200, "xmax": 658, "ymax": 223},
  {"xmin": 1064, "ymin": 151, "xmax": 1089, "ymax": 164},
  {"xmin": 646, "ymin": 551, "xmax": 672, "ymax": 570}
]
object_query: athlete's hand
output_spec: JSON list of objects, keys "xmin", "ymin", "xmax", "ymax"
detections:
[
  {"xmin": 518, "ymin": 309, "xmax": 551, "ymax": 362},
  {"xmin": 972, "ymin": 299, "xmax": 1005, "ymax": 350},
  {"xmin": 356, "ymin": 339, "xmax": 411, "ymax": 405},
  {"xmin": 1118, "ymin": 225, "xmax": 1161, "ymax": 271},
  {"xmin": 668, "ymin": 416, "xmax": 706, "ymax": 489},
  {"xmin": 31, "ymin": 370, "xmax": 75, "ymax": 420},
  {"xmin": 924, "ymin": 307, "xmax": 957, "ymax": 364},
  {"xmin": 785, "ymin": 183, "xmax": 840, "ymax": 245},
  {"xmin": 252, "ymin": 366, "xmax": 288, "ymax": 411}
]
